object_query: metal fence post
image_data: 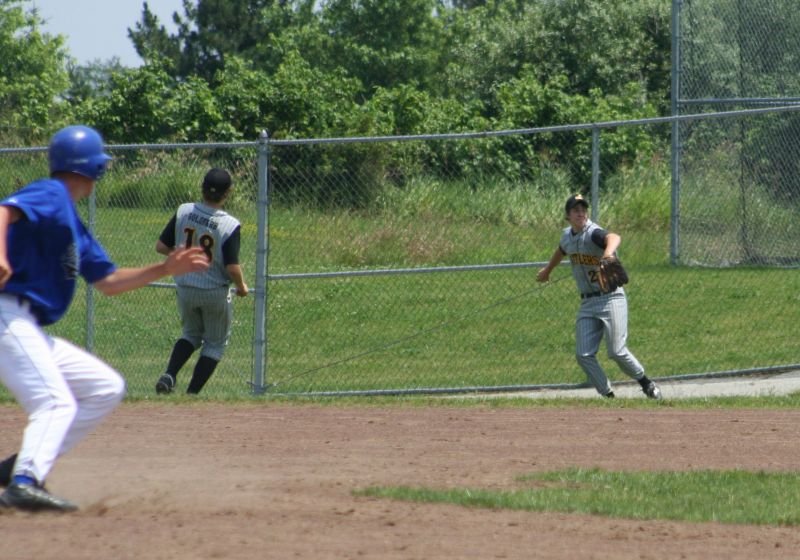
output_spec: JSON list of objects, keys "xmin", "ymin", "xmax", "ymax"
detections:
[
  {"xmin": 590, "ymin": 126, "xmax": 600, "ymax": 221},
  {"xmin": 252, "ymin": 130, "xmax": 271, "ymax": 394},
  {"xmin": 86, "ymin": 187, "xmax": 96, "ymax": 352},
  {"xmin": 670, "ymin": 0, "xmax": 682, "ymax": 265}
]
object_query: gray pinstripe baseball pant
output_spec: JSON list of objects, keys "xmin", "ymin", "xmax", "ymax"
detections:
[
  {"xmin": 575, "ymin": 289, "xmax": 645, "ymax": 395},
  {"xmin": 176, "ymin": 285, "xmax": 232, "ymax": 361}
]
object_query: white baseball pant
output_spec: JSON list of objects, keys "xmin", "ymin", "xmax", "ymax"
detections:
[{"xmin": 0, "ymin": 294, "xmax": 125, "ymax": 483}]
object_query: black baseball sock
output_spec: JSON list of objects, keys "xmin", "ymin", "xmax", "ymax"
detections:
[
  {"xmin": 186, "ymin": 356, "xmax": 219, "ymax": 394},
  {"xmin": 637, "ymin": 375, "xmax": 653, "ymax": 390},
  {"xmin": 165, "ymin": 338, "xmax": 196, "ymax": 378}
]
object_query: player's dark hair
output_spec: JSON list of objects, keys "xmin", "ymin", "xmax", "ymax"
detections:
[{"xmin": 202, "ymin": 168, "xmax": 232, "ymax": 203}]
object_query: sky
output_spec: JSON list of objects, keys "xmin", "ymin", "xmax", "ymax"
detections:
[{"xmin": 25, "ymin": 0, "xmax": 184, "ymax": 67}]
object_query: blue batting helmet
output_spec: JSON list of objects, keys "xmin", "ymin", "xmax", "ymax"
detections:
[{"xmin": 49, "ymin": 125, "xmax": 112, "ymax": 180}]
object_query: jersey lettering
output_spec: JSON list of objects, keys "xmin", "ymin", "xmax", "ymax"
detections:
[
  {"xmin": 183, "ymin": 227, "xmax": 194, "ymax": 248},
  {"xmin": 569, "ymin": 253, "xmax": 601, "ymax": 266},
  {"xmin": 172, "ymin": 202, "xmax": 240, "ymax": 289},
  {"xmin": 187, "ymin": 212, "xmax": 219, "ymax": 230},
  {"xmin": 183, "ymin": 227, "xmax": 215, "ymax": 262},
  {"xmin": 198, "ymin": 234, "xmax": 214, "ymax": 261}
]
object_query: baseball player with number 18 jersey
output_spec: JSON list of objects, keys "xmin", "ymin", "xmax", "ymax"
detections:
[
  {"xmin": 537, "ymin": 194, "xmax": 661, "ymax": 400},
  {"xmin": 154, "ymin": 168, "xmax": 248, "ymax": 395}
]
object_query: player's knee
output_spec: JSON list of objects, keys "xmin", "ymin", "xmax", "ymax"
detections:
[
  {"xmin": 95, "ymin": 369, "xmax": 126, "ymax": 406},
  {"xmin": 108, "ymin": 372, "xmax": 126, "ymax": 403},
  {"xmin": 183, "ymin": 335, "xmax": 202, "ymax": 348},
  {"xmin": 30, "ymin": 392, "xmax": 78, "ymax": 425},
  {"xmin": 177, "ymin": 337, "xmax": 198, "ymax": 351},
  {"xmin": 607, "ymin": 348, "xmax": 629, "ymax": 362},
  {"xmin": 202, "ymin": 349, "xmax": 224, "ymax": 362},
  {"xmin": 575, "ymin": 353, "xmax": 597, "ymax": 366}
]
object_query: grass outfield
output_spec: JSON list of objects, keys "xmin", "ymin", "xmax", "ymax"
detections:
[
  {"xmin": 357, "ymin": 467, "xmax": 800, "ymax": 526},
  {"xmin": 1, "ymin": 166, "xmax": 797, "ymax": 398},
  {"xmin": 3, "ymin": 202, "xmax": 795, "ymax": 398}
]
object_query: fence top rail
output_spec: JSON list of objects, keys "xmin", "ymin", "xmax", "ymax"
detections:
[
  {"xmin": 267, "ymin": 261, "xmax": 561, "ymax": 281},
  {"xmin": 269, "ymin": 105, "xmax": 800, "ymax": 146},
  {"xmin": 679, "ymin": 98, "xmax": 800, "ymax": 106},
  {"xmin": 3, "ymin": 104, "xmax": 800, "ymax": 155},
  {"xmin": 0, "ymin": 141, "xmax": 258, "ymax": 156}
]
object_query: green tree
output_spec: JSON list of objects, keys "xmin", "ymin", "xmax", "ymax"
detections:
[
  {"xmin": 318, "ymin": 0, "xmax": 447, "ymax": 94},
  {"xmin": 443, "ymin": 0, "xmax": 670, "ymax": 117},
  {"xmin": 129, "ymin": 0, "xmax": 316, "ymax": 80},
  {"xmin": 75, "ymin": 58, "xmax": 237, "ymax": 143},
  {"xmin": 445, "ymin": 0, "xmax": 487, "ymax": 9},
  {"xmin": 0, "ymin": 0, "xmax": 71, "ymax": 141},
  {"xmin": 495, "ymin": 70, "xmax": 659, "ymax": 183},
  {"xmin": 127, "ymin": 1, "xmax": 184, "ymax": 72},
  {"xmin": 214, "ymin": 53, "xmax": 362, "ymax": 140},
  {"xmin": 64, "ymin": 58, "xmax": 126, "ymax": 105}
]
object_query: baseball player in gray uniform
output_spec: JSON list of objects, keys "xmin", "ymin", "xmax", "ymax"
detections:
[
  {"xmin": 154, "ymin": 168, "xmax": 248, "ymax": 395},
  {"xmin": 537, "ymin": 194, "xmax": 661, "ymax": 399}
]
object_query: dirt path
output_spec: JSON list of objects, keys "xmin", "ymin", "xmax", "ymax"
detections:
[{"xmin": 2, "ymin": 403, "xmax": 800, "ymax": 559}]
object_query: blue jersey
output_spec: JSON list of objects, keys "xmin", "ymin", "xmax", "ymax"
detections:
[{"xmin": 1, "ymin": 178, "xmax": 116, "ymax": 325}]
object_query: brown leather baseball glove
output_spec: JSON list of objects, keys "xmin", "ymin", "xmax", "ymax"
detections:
[{"xmin": 597, "ymin": 256, "xmax": 629, "ymax": 293}]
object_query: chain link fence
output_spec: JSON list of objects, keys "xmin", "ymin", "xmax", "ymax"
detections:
[
  {"xmin": 674, "ymin": 0, "xmax": 800, "ymax": 266},
  {"xmin": 676, "ymin": 0, "xmax": 800, "ymax": 104},
  {"xmin": 265, "ymin": 109, "xmax": 800, "ymax": 396},
  {"xmin": 1, "ymin": 106, "xmax": 799, "ymax": 398},
  {"xmin": 0, "ymin": 142, "xmax": 264, "ymax": 397}
]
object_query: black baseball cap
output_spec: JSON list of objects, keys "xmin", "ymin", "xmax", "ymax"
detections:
[
  {"xmin": 565, "ymin": 194, "xmax": 589, "ymax": 214},
  {"xmin": 202, "ymin": 168, "xmax": 232, "ymax": 196}
]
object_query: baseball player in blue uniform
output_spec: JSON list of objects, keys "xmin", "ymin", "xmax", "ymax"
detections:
[
  {"xmin": 154, "ymin": 168, "xmax": 248, "ymax": 395},
  {"xmin": 0, "ymin": 125, "xmax": 209, "ymax": 512},
  {"xmin": 537, "ymin": 194, "xmax": 661, "ymax": 399}
]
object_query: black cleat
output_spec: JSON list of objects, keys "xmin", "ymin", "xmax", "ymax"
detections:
[
  {"xmin": 644, "ymin": 381, "xmax": 662, "ymax": 400},
  {"xmin": 155, "ymin": 374, "xmax": 175, "ymax": 394},
  {"xmin": 0, "ymin": 454, "xmax": 17, "ymax": 487},
  {"xmin": 0, "ymin": 482, "xmax": 78, "ymax": 512}
]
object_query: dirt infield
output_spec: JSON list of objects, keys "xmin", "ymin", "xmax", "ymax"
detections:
[{"xmin": 3, "ymin": 402, "xmax": 800, "ymax": 559}]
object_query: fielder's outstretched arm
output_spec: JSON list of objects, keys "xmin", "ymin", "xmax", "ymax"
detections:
[
  {"xmin": 537, "ymin": 247, "xmax": 565, "ymax": 283},
  {"xmin": 93, "ymin": 247, "xmax": 209, "ymax": 296}
]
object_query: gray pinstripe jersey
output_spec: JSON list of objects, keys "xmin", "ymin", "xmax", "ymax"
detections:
[
  {"xmin": 559, "ymin": 220, "xmax": 612, "ymax": 295},
  {"xmin": 173, "ymin": 202, "xmax": 241, "ymax": 289}
]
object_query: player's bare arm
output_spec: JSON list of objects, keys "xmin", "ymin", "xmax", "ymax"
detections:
[
  {"xmin": 155, "ymin": 239, "xmax": 174, "ymax": 256},
  {"xmin": 226, "ymin": 263, "xmax": 249, "ymax": 297},
  {"xmin": 0, "ymin": 206, "xmax": 22, "ymax": 288},
  {"xmin": 94, "ymin": 247, "xmax": 209, "ymax": 296},
  {"xmin": 537, "ymin": 247, "xmax": 565, "ymax": 283},
  {"xmin": 603, "ymin": 232, "xmax": 622, "ymax": 258}
]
